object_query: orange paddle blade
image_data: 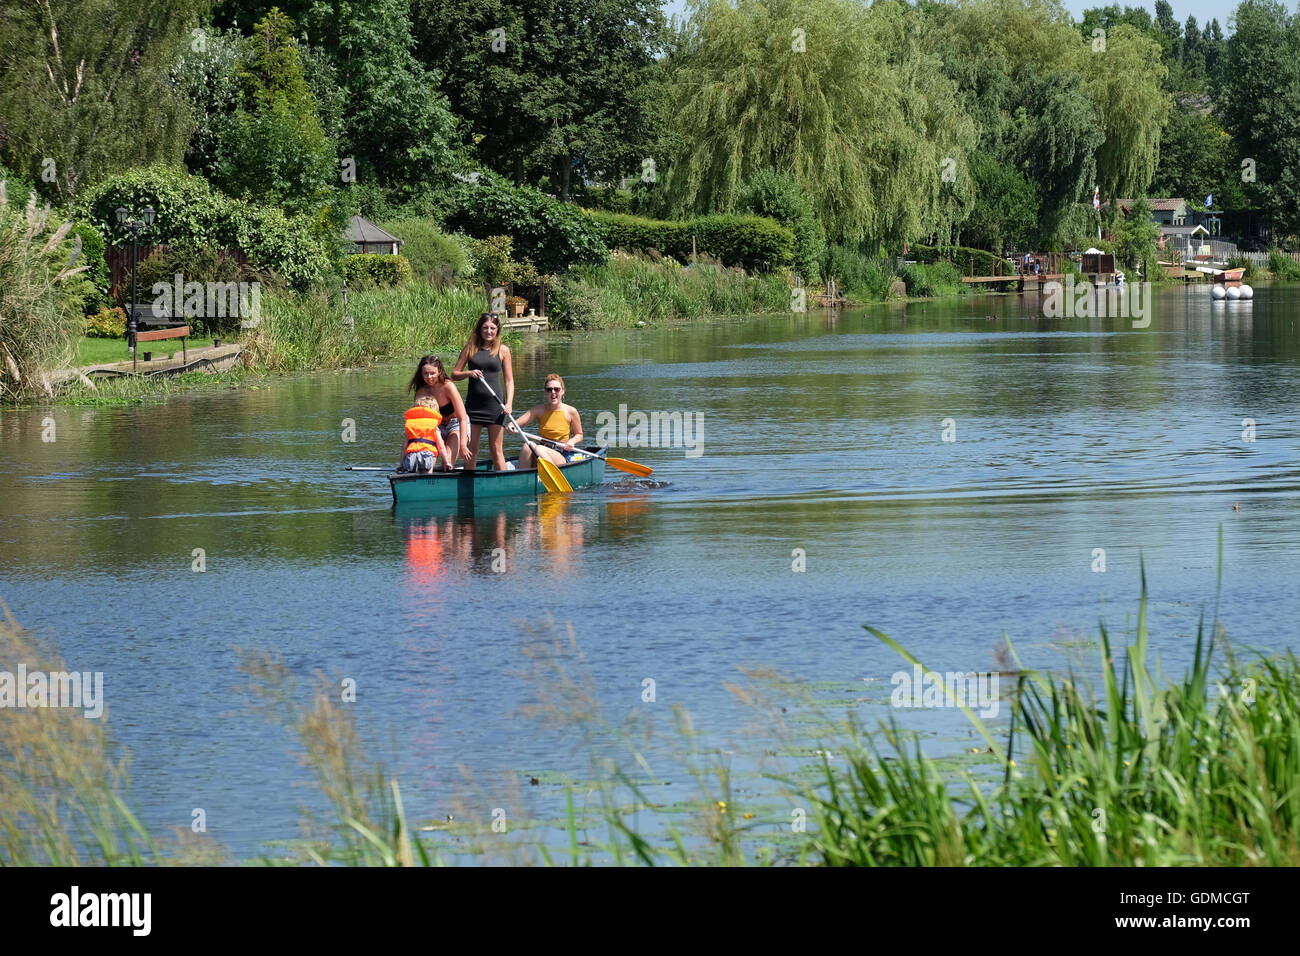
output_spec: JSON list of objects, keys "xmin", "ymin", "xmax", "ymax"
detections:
[
  {"xmin": 537, "ymin": 456, "xmax": 573, "ymax": 494},
  {"xmin": 605, "ymin": 457, "xmax": 652, "ymax": 477}
]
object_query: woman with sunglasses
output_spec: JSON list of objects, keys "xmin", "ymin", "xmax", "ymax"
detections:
[
  {"xmin": 452, "ymin": 312, "xmax": 514, "ymax": 471},
  {"xmin": 508, "ymin": 373, "xmax": 584, "ymax": 469}
]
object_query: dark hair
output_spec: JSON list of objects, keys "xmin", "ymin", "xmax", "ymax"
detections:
[{"xmin": 408, "ymin": 355, "xmax": 447, "ymax": 394}]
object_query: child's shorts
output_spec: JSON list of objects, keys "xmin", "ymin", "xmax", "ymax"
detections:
[{"xmin": 400, "ymin": 450, "xmax": 438, "ymax": 473}]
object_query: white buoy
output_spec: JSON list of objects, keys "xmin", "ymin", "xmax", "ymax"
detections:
[
  {"xmin": 1227, "ymin": 285, "xmax": 1241, "ymax": 299},
  {"xmin": 1211, "ymin": 284, "xmax": 1227, "ymax": 300},
  {"xmin": 1241, "ymin": 284, "xmax": 1254, "ymax": 299}
]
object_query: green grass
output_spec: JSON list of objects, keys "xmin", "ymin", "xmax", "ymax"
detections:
[
  {"xmin": 805, "ymin": 546, "xmax": 1300, "ymax": 866},
  {"xmin": 549, "ymin": 252, "xmax": 792, "ymax": 329},
  {"xmin": 75, "ymin": 335, "xmax": 218, "ymax": 367},
  {"xmin": 1267, "ymin": 249, "xmax": 1300, "ymax": 281}
]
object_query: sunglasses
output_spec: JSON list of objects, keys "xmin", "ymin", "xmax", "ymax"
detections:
[{"xmin": 544, "ymin": 386, "xmax": 561, "ymax": 393}]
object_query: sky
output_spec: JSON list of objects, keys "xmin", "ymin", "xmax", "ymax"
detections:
[{"xmin": 660, "ymin": 1, "xmax": 1250, "ymax": 31}]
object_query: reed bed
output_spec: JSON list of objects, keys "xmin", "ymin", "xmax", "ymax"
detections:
[
  {"xmin": 242, "ymin": 281, "xmax": 484, "ymax": 373},
  {"xmin": 552, "ymin": 253, "xmax": 792, "ymax": 328},
  {"xmin": 807, "ymin": 563, "xmax": 1300, "ymax": 866},
  {"xmin": 4, "ymin": 556, "xmax": 1298, "ymax": 866}
]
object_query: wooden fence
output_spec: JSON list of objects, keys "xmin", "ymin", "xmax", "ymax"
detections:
[
  {"xmin": 106, "ymin": 245, "xmax": 250, "ymax": 296},
  {"xmin": 1237, "ymin": 250, "xmax": 1300, "ymax": 266}
]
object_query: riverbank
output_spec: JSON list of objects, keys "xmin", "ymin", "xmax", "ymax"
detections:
[{"xmin": 5, "ymin": 564, "xmax": 1296, "ymax": 866}]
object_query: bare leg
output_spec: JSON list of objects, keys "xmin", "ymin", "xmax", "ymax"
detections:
[
  {"xmin": 519, "ymin": 442, "xmax": 535, "ymax": 469},
  {"xmin": 488, "ymin": 424, "xmax": 507, "ymax": 471},
  {"xmin": 465, "ymin": 423, "xmax": 484, "ymax": 471}
]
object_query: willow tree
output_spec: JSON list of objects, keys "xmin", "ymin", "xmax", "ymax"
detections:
[
  {"xmin": 1073, "ymin": 24, "xmax": 1169, "ymax": 204},
  {"xmin": 0, "ymin": 0, "xmax": 203, "ymax": 202},
  {"xmin": 664, "ymin": 0, "xmax": 976, "ymax": 248}
]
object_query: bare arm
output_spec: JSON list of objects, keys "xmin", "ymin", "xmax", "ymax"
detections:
[
  {"xmin": 441, "ymin": 380, "xmax": 468, "ymax": 424},
  {"xmin": 501, "ymin": 346, "xmax": 514, "ymax": 413},
  {"xmin": 451, "ymin": 341, "xmax": 478, "ymax": 380},
  {"xmin": 510, "ymin": 404, "xmax": 541, "ymax": 432},
  {"xmin": 566, "ymin": 406, "xmax": 584, "ymax": 449}
]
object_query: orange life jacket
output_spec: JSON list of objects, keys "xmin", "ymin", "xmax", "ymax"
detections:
[{"xmin": 404, "ymin": 406, "xmax": 442, "ymax": 454}]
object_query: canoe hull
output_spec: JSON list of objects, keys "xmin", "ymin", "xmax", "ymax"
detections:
[{"xmin": 388, "ymin": 447, "xmax": 607, "ymax": 505}]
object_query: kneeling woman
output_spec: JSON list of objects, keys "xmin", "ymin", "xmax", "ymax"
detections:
[
  {"xmin": 408, "ymin": 355, "xmax": 468, "ymax": 466},
  {"xmin": 509, "ymin": 373, "xmax": 584, "ymax": 469}
]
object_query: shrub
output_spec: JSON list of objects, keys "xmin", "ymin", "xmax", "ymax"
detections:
[
  {"xmin": 1267, "ymin": 248, "xmax": 1300, "ymax": 281},
  {"xmin": 67, "ymin": 222, "xmax": 110, "ymax": 313},
  {"xmin": 85, "ymin": 306, "xmax": 127, "ymax": 339},
  {"xmin": 0, "ymin": 193, "xmax": 88, "ymax": 400},
  {"xmin": 546, "ymin": 274, "xmax": 605, "ymax": 330},
  {"xmin": 823, "ymin": 245, "xmax": 898, "ymax": 300},
  {"xmin": 376, "ymin": 217, "xmax": 472, "ymax": 284},
  {"xmin": 119, "ymin": 245, "xmax": 261, "ymax": 336},
  {"xmin": 573, "ymin": 185, "xmax": 633, "ymax": 214},
  {"xmin": 71, "ymin": 165, "xmax": 335, "ymax": 289},
  {"xmin": 442, "ymin": 172, "xmax": 608, "ymax": 274},
  {"xmin": 900, "ymin": 261, "xmax": 966, "ymax": 298},
  {"xmin": 910, "ymin": 244, "xmax": 1005, "ymax": 276},
  {"xmin": 739, "ymin": 169, "xmax": 825, "ymax": 283},
  {"xmin": 586, "ymin": 210, "xmax": 794, "ymax": 272},
  {"xmin": 340, "ymin": 254, "xmax": 412, "ymax": 289}
]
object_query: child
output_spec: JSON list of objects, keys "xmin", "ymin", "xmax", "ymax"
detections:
[{"xmin": 399, "ymin": 396, "xmax": 454, "ymax": 473}]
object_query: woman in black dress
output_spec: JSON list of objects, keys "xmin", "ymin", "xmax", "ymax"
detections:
[{"xmin": 452, "ymin": 312, "xmax": 514, "ymax": 471}]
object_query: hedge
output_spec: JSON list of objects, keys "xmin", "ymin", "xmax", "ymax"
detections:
[
  {"xmin": 909, "ymin": 244, "xmax": 1005, "ymax": 276},
  {"xmin": 341, "ymin": 253, "xmax": 412, "ymax": 288},
  {"xmin": 71, "ymin": 165, "xmax": 335, "ymax": 289},
  {"xmin": 585, "ymin": 210, "xmax": 794, "ymax": 272},
  {"xmin": 441, "ymin": 172, "xmax": 608, "ymax": 275}
]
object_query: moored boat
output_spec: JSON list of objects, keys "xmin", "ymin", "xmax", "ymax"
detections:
[{"xmin": 388, "ymin": 446, "xmax": 608, "ymax": 505}]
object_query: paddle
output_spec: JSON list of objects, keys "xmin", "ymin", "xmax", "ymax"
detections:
[
  {"xmin": 474, "ymin": 378, "xmax": 571, "ymax": 494},
  {"xmin": 517, "ymin": 432, "xmax": 653, "ymax": 478},
  {"xmin": 346, "ymin": 466, "xmax": 391, "ymax": 471}
]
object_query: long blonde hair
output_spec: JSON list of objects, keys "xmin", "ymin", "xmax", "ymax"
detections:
[{"xmin": 469, "ymin": 312, "xmax": 503, "ymax": 357}]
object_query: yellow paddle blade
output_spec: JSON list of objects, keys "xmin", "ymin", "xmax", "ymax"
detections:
[
  {"xmin": 537, "ymin": 456, "xmax": 573, "ymax": 494},
  {"xmin": 605, "ymin": 457, "xmax": 653, "ymax": 477}
]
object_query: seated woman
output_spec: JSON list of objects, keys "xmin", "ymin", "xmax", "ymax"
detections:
[
  {"xmin": 409, "ymin": 355, "xmax": 469, "ymax": 467},
  {"xmin": 509, "ymin": 373, "xmax": 584, "ymax": 469},
  {"xmin": 398, "ymin": 397, "xmax": 454, "ymax": 473}
]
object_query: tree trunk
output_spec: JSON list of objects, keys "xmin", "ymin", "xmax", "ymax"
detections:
[
  {"xmin": 559, "ymin": 156, "xmax": 571, "ymax": 203},
  {"xmin": 513, "ymin": 153, "xmax": 524, "ymax": 187}
]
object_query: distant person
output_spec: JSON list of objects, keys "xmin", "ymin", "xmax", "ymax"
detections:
[
  {"xmin": 408, "ymin": 355, "xmax": 468, "ymax": 467},
  {"xmin": 453, "ymin": 312, "xmax": 514, "ymax": 471},
  {"xmin": 509, "ymin": 373, "xmax": 584, "ymax": 469},
  {"xmin": 398, "ymin": 396, "xmax": 454, "ymax": 473}
]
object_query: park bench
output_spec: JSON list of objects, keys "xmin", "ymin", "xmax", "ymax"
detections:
[{"xmin": 127, "ymin": 303, "xmax": 190, "ymax": 369}]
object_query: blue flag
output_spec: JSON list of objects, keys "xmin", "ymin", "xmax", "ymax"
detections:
[{"xmin": 1205, "ymin": 194, "xmax": 1213, "ymax": 207}]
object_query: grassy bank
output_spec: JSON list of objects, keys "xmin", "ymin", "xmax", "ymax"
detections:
[
  {"xmin": 548, "ymin": 252, "xmax": 793, "ymax": 328},
  {"xmin": 5, "ymin": 558, "xmax": 1298, "ymax": 865}
]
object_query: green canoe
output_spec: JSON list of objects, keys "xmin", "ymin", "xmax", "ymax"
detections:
[{"xmin": 388, "ymin": 446, "xmax": 608, "ymax": 505}]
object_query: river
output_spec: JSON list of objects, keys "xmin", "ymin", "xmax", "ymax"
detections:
[{"xmin": 3, "ymin": 283, "xmax": 1298, "ymax": 860}]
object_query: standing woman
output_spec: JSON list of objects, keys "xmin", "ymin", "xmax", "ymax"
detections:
[
  {"xmin": 452, "ymin": 312, "xmax": 513, "ymax": 471},
  {"xmin": 409, "ymin": 355, "xmax": 469, "ymax": 467}
]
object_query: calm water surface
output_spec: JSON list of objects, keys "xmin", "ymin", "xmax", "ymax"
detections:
[{"xmin": 3, "ymin": 285, "xmax": 1299, "ymax": 857}]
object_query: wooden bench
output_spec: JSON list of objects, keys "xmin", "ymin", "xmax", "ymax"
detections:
[{"xmin": 134, "ymin": 326, "xmax": 190, "ymax": 369}]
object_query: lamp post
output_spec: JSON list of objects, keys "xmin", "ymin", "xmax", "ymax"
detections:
[{"xmin": 115, "ymin": 205, "xmax": 156, "ymax": 354}]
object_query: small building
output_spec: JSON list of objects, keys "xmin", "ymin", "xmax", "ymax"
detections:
[
  {"xmin": 1159, "ymin": 224, "xmax": 1213, "ymax": 262},
  {"xmin": 343, "ymin": 216, "xmax": 403, "ymax": 255}
]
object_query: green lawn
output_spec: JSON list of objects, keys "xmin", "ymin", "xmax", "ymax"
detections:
[{"xmin": 75, "ymin": 335, "xmax": 218, "ymax": 367}]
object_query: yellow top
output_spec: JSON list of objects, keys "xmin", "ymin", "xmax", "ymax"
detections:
[{"xmin": 538, "ymin": 407, "xmax": 571, "ymax": 442}]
